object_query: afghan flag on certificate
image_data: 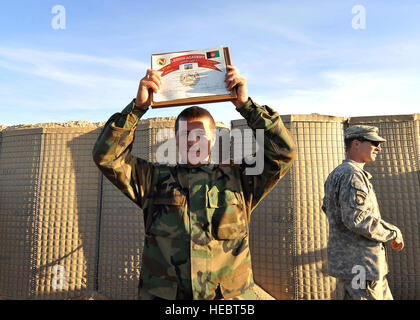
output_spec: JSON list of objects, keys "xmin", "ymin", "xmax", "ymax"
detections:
[{"xmin": 206, "ymin": 50, "xmax": 220, "ymax": 59}]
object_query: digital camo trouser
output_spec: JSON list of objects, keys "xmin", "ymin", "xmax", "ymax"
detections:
[{"xmin": 337, "ymin": 276, "xmax": 393, "ymax": 300}]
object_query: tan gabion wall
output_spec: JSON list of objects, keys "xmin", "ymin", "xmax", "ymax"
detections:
[
  {"xmin": 232, "ymin": 115, "xmax": 347, "ymax": 300},
  {"xmin": 97, "ymin": 120, "xmax": 148, "ymax": 300},
  {"xmin": 0, "ymin": 128, "xmax": 42, "ymax": 299},
  {"xmin": 0, "ymin": 114, "xmax": 418, "ymax": 300},
  {"xmin": 231, "ymin": 118, "xmax": 295, "ymax": 299},
  {"xmin": 289, "ymin": 115, "xmax": 348, "ymax": 300},
  {"xmin": 349, "ymin": 114, "xmax": 420, "ymax": 299},
  {"xmin": 0, "ymin": 126, "xmax": 104, "ymax": 299},
  {"xmin": 233, "ymin": 113, "xmax": 420, "ymax": 300},
  {"xmin": 97, "ymin": 172, "xmax": 144, "ymax": 299}
]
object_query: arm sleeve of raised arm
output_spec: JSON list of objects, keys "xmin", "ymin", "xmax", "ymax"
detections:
[
  {"xmin": 238, "ymin": 98, "xmax": 297, "ymax": 211},
  {"xmin": 339, "ymin": 172, "xmax": 400, "ymax": 243},
  {"xmin": 92, "ymin": 99, "xmax": 154, "ymax": 209}
]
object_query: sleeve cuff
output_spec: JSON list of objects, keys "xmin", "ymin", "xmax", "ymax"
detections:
[
  {"xmin": 236, "ymin": 97, "xmax": 257, "ymax": 118},
  {"xmin": 112, "ymin": 99, "xmax": 148, "ymax": 129},
  {"xmin": 124, "ymin": 98, "xmax": 149, "ymax": 118}
]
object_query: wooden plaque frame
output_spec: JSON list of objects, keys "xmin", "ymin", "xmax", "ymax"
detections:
[{"xmin": 150, "ymin": 47, "xmax": 236, "ymax": 108}]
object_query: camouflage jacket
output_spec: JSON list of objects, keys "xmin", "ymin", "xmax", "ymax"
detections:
[
  {"xmin": 322, "ymin": 159, "xmax": 403, "ymax": 280},
  {"xmin": 92, "ymin": 98, "xmax": 296, "ymax": 299}
]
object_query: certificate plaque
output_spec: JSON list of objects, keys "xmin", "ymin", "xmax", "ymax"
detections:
[{"xmin": 150, "ymin": 46, "xmax": 236, "ymax": 108}]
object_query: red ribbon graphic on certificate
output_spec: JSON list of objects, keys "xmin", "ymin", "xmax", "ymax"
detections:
[{"xmin": 158, "ymin": 54, "xmax": 221, "ymax": 76}]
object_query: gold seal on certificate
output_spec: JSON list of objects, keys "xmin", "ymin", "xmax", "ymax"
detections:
[
  {"xmin": 180, "ymin": 71, "xmax": 200, "ymax": 86},
  {"xmin": 150, "ymin": 46, "xmax": 236, "ymax": 108}
]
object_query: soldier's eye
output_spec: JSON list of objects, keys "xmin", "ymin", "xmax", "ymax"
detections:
[{"xmin": 190, "ymin": 129, "xmax": 206, "ymax": 138}]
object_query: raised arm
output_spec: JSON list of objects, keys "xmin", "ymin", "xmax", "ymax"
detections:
[
  {"xmin": 92, "ymin": 69, "xmax": 161, "ymax": 208},
  {"xmin": 225, "ymin": 65, "xmax": 297, "ymax": 210}
]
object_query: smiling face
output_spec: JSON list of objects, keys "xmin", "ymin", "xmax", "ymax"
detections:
[
  {"xmin": 348, "ymin": 138, "xmax": 382, "ymax": 163},
  {"xmin": 176, "ymin": 116, "xmax": 216, "ymax": 165},
  {"xmin": 359, "ymin": 139, "xmax": 382, "ymax": 163}
]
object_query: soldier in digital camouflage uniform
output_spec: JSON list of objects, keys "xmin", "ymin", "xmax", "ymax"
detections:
[
  {"xmin": 92, "ymin": 65, "xmax": 296, "ymax": 300},
  {"xmin": 322, "ymin": 125, "xmax": 404, "ymax": 300}
]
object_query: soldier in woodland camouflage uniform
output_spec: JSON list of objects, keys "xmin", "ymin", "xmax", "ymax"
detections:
[
  {"xmin": 322, "ymin": 125, "xmax": 404, "ymax": 300},
  {"xmin": 92, "ymin": 65, "xmax": 296, "ymax": 300}
]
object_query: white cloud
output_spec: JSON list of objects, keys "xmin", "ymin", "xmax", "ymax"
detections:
[
  {"xmin": 0, "ymin": 47, "xmax": 148, "ymax": 71},
  {"xmin": 0, "ymin": 47, "xmax": 150, "ymax": 123},
  {"xmin": 259, "ymin": 70, "xmax": 420, "ymax": 116},
  {"xmin": 0, "ymin": 47, "xmax": 147, "ymax": 88}
]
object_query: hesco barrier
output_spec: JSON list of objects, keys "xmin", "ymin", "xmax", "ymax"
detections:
[
  {"xmin": 0, "ymin": 114, "xmax": 419, "ymax": 300},
  {"xmin": 0, "ymin": 118, "xmax": 231, "ymax": 300},
  {"xmin": 232, "ymin": 115, "xmax": 347, "ymax": 300},
  {"xmin": 0, "ymin": 126, "xmax": 104, "ymax": 299},
  {"xmin": 348, "ymin": 114, "xmax": 420, "ymax": 300},
  {"xmin": 232, "ymin": 113, "xmax": 420, "ymax": 300}
]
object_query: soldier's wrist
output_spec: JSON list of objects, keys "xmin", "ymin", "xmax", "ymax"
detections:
[{"xmin": 134, "ymin": 99, "xmax": 149, "ymax": 111}]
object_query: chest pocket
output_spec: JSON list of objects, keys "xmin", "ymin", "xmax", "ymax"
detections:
[
  {"xmin": 207, "ymin": 186, "xmax": 247, "ymax": 240},
  {"xmin": 149, "ymin": 188, "xmax": 188, "ymax": 239}
]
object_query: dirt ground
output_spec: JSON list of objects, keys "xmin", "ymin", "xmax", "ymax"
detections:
[
  {"xmin": 68, "ymin": 284, "xmax": 276, "ymax": 300},
  {"xmin": 253, "ymin": 284, "xmax": 276, "ymax": 300},
  {"xmin": 1, "ymin": 285, "xmax": 276, "ymax": 300}
]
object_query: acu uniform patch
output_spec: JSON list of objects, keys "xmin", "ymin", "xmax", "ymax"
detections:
[
  {"xmin": 355, "ymin": 190, "xmax": 367, "ymax": 206},
  {"xmin": 350, "ymin": 174, "xmax": 369, "ymax": 207}
]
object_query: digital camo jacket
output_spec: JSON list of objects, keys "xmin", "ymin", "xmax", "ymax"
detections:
[
  {"xmin": 322, "ymin": 159, "xmax": 403, "ymax": 280},
  {"xmin": 92, "ymin": 98, "xmax": 296, "ymax": 300}
]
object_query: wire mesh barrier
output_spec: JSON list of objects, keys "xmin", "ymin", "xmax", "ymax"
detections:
[
  {"xmin": 348, "ymin": 114, "xmax": 420, "ymax": 300},
  {"xmin": 233, "ymin": 113, "xmax": 419, "ymax": 300},
  {"xmin": 0, "ymin": 113, "xmax": 419, "ymax": 299},
  {"xmin": 0, "ymin": 126, "xmax": 102, "ymax": 299},
  {"xmin": 0, "ymin": 128, "xmax": 42, "ymax": 299},
  {"xmin": 232, "ymin": 115, "xmax": 347, "ymax": 300}
]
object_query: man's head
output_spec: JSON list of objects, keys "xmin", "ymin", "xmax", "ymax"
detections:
[
  {"xmin": 344, "ymin": 125, "xmax": 386, "ymax": 163},
  {"xmin": 175, "ymin": 106, "xmax": 216, "ymax": 165}
]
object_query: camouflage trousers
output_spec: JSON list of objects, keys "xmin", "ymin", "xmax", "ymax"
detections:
[
  {"xmin": 337, "ymin": 277, "xmax": 393, "ymax": 300},
  {"xmin": 139, "ymin": 285, "xmax": 193, "ymax": 300}
]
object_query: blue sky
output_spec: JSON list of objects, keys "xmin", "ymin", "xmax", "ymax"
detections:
[{"xmin": 0, "ymin": 0, "xmax": 419, "ymax": 125}]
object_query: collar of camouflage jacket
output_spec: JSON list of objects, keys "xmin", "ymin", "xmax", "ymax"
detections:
[{"xmin": 343, "ymin": 159, "xmax": 373, "ymax": 180}]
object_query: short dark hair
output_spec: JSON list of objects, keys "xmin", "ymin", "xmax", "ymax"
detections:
[
  {"xmin": 175, "ymin": 106, "xmax": 216, "ymax": 134},
  {"xmin": 344, "ymin": 138, "xmax": 355, "ymax": 152}
]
